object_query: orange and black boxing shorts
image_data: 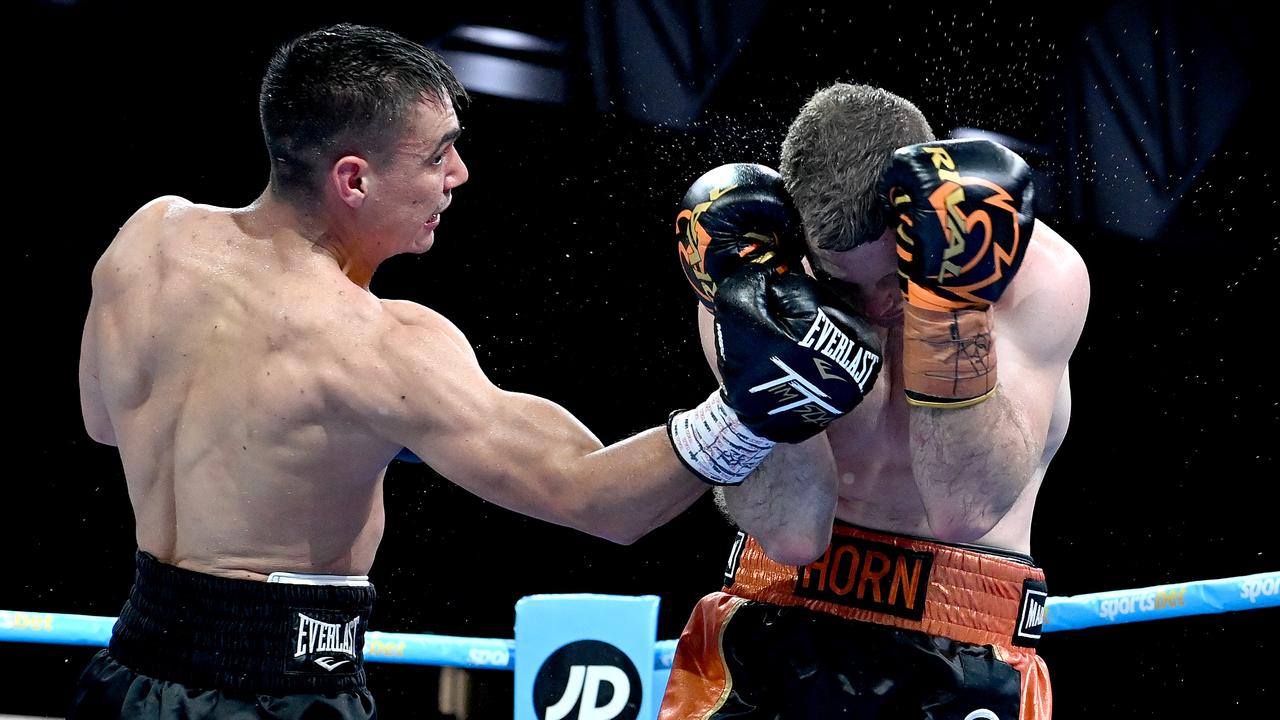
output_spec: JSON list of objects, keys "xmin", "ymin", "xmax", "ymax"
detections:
[{"xmin": 660, "ymin": 523, "xmax": 1052, "ymax": 719}]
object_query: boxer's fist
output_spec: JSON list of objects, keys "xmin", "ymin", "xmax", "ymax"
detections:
[
  {"xmin": 881, "ymin": 138, "xmax": 1034, "ymax": 312},
  {"xmin": 715, "ymin": 266, "xmax": 882, "ymax": 443},
  {"xmin": 675, "ymin": 163, "xmax": 804, "ymax": 310},
  {"xmin": 880, "ymin": 139, "xmax": 1033, "ymax": 407},
  {"xmin": 668, "ymin": 266, "xmax": 883, "ymax": 485}
]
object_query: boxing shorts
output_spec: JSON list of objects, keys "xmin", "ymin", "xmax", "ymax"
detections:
[
  {"xmin": 660, "ymin": 522, "xmax": 1051, "ymax": 719},
  {"xmin": 68, "ymin": 551, "xmax": 377, "ymax": 719}
]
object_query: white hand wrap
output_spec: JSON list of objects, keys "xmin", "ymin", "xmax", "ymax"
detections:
[{"xmin": 667, "ymin": 390, "xmax": 776, "ymax": 486}]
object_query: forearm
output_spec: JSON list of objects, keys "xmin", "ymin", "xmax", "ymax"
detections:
[
  {"xmin": 413, "ymin": 387, "xmax": 705, "ymax": 546},
  {"xmin": 909, "ymin": 389, "xmax": 1040, "ymax": 541},
  {"xmin": 570, "ymin": 427, "xmax": 709, "ymax": 544},
  {"xmin": 714, "ymin": 434, "xmax": 838, "ymax": 564}
]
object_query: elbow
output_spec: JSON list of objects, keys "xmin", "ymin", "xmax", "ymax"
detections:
[
  {"xmin": 80, "ymin": 390, "xmax": 117, "ymax": 446},
  {"xmin": 925, "ymin": 512, "xmax": 997, "ymax": 545},
  {"xmin": 84, "ymin": 421, "xmax": 118, "ymax": 448},
  {"xmin": 567, "ymin": 520, "xmax": 646, "ymax": 547},
  {"xmin": 756, "ymin": 531, "xmax": 829, "ymax": 566},
  {"xmin": 597, "ymin": 526, "xmax": 645, "ymax": 546},
  {"xmin": 570, "ymin": 509, "xmax": 650, "ymax": 546},
  {"xmin": 923, "ymin": 474, "xmax": 1032, "ymax": 545}
]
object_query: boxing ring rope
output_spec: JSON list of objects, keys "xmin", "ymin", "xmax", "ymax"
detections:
[{"xmin": 3, "ymin": 571, "xmax": 1276, "ymax": 670}]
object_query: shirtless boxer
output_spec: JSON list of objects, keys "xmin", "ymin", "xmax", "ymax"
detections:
[
  {"xmin": 661, "ymin": 83, "xmax": 1090, "ymax": 719},
  {"xmin": 71, "ymin": 26, "xmax": 880, "ymax": 719}
]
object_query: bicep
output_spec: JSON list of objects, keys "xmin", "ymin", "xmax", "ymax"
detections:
[
  {"xmin": 421, "ymin": 384, "xmax": 605, "ymax": 501},
  {"xmin": 1015, "ymin": 222, "xmax": 1091, "ymax": 367},
  {"xmin": 990, "ymin": 332, "xmax": 1072, "ymax": 457},
  {"xmin": 997, "ymin": 232, "xmax": 1090, "ymax": 432},
  {"xmin": 383, "ymin": 332, "xmax": 604, "ymax": 522}
]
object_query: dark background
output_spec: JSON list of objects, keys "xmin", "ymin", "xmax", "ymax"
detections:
[{"xmin": 9, "ymin": 0, "xmax": 1275, "ymax": 717}]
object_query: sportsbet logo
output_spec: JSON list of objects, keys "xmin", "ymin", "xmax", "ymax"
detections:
[
  {"xmin": 1241, "ymin": 575, "xmax": 1279, "ymax": 603},
  {"xmin": 0, "ymin": 611, "xmax": 53, "ymax": 632},
  {"xmin": 1097, "ymin": 587, "xmax": 1187, "ymax": 621}
]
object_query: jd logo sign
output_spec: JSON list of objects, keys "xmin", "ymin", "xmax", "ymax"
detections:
[{"xmin": 532, "ymin": 640, "xmax": 642, "ymax": 720}]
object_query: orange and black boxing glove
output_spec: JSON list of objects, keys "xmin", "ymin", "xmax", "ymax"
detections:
[
  {"xmin": 675, "ymin": 162, "xmax": 804, "ymax": 308},
  {"xmin": 881, "ymin": 138, "xmax": 1034, "ymax": 408},
  {"xmin": 668, "ymin": 164, "xmax": 882, "ymax": 485}
]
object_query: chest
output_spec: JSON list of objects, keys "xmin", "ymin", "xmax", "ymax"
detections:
[{"xmin": 824, "ymin": 338, "xmax": 913, "ymax": 477}]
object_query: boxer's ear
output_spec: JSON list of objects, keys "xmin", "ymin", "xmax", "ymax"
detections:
[{"xmin": 332, "ymin": 156, "xmax": 370, "ymax": 208}]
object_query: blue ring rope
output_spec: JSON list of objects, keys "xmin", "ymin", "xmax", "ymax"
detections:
[{"xmin": 3, "ymin": 571, "xmax": 1274, "ymax": 670}]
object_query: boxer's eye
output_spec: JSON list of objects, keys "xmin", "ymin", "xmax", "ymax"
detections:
[
  {"xmin": 812, "ymin": 267, "xmax": 864, "ymax": 309},
  {"xmin": 813, "ymin": 267, "xmax": 857, "ymax": 293}
]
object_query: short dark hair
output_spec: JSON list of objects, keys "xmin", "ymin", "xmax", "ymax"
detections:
[
  {"xmin": 779, "ymin": 83, "xmax": 933, "ymax": 251},
  {"xmin": 259, "ymin": 23, "xmax": 469, "ymax": 204}
]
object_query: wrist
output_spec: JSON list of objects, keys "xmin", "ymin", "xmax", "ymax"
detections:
[
  {"xmin": 667, "ymin": 391, "xmax": 776, "ymax": 485},
  {"xmin": 902, "ymin": 303, "xmax": 998, "ymax": 408},
  {"xmin": 903, "ymin": 278, "xmax": 988, "ymax": 314}
]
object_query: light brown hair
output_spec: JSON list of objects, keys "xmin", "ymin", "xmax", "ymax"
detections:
[{"xmin": 779, "ymin": 83, "xmax": 934, "ymax": 251}]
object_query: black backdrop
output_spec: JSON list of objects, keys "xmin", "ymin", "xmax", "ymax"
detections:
[{"xmin": 10, "ymin": 1, "xmax": 1274, "ymax": 717}]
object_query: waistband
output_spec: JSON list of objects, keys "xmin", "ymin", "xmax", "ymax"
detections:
[
  {"xmin": 723, "ymin": 523, "xmax": 1047, "ymax": 649},
  {"xmin": 109, "ymin": 551, "xmax": 377, "ymax": 695}
]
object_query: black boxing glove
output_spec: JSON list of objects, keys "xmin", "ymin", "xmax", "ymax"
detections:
[
  {"xmin": 668, "ymin": 266, "xmax": 882, "ymax": 484},
  {"xmin": 675, "ymin": 163, "xmax": 804, "ymax": 310},
  {"xmin": 716, "ymin": 267, "xmax": 882, "ymax": 441},
  {"xmin": 880, "ymin": 138, "xmax": 1034, "ymax": 407}
]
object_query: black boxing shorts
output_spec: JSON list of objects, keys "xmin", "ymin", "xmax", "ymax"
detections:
[
  {"xmin": 68, "ymin": 551, "xmax": 377, "ymax": 719},
  {"xmin": 660, "ymin": 523, "xmax": 1051, "ymax": 719}
]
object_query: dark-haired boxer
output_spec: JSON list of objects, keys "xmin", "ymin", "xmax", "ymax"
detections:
[
  {"xmin": 661, "ymin": 83, "xmax": 1089, "ymax": 719},
  {"xmin": 73, "ymin": 25, "xmax": 878, "ymax": 719}
]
